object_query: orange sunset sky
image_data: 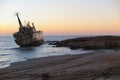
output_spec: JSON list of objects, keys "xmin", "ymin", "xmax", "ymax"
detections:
[{"xmin": 0, "ymin": 0, "xmax": 120, "ymax": 35}]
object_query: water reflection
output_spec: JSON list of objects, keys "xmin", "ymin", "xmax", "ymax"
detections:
[
  {"xmin": 14, "ymin": 47, "xmax": 36, "ymax": 53},
  {"xmin": 0, "ymin": 57, "xmax": 8, "ymax": 62},
  {"xmin": 9, "ymin": 46, "xmax": 41, "ymax": 62},
  {"xmin": 0, "ymin": 43, "xmax": 93, "ymax": 68},
  {"xmin": 0, "ymin": 57, "xmax": 10, "ymax": 68},
  {"xmin": 0, "ymin": 36, "xmax": 93, "ymax": 68}
]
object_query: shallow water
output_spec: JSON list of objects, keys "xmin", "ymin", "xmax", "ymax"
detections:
[{"xmin": 0, "ymin": 35, "xmax": 92, "ymax": 68}]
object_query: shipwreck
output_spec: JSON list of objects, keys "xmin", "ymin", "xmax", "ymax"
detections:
[{"xmin": 13, "ymin": 13, "xmax": 44, "ymax": 47}]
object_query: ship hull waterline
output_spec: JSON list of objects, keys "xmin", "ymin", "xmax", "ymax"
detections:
[
  {"xmin": 16, "ymin": 40, "xmax": 43, "ymax": 47},
  {"xmin": 15, "ymin": 38, "xmax": 44, "ymax": 47}
]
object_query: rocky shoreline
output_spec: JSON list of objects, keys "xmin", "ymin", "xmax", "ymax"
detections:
[
  {"xmin": 0, "ymin": 50, "xmax": 120, "ymax": 80},
  {"xmin": 1, "ymin": 36, "xmax": 120, "ymax": 80},
  {"xmin": 54, "ymin": 36, "xmax": 120, "ymax": 49}
]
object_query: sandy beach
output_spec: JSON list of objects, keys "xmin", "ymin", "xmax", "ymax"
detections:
[{"xmin": 0, "ymin": 50, "xmax": 120, "ymax": 80}]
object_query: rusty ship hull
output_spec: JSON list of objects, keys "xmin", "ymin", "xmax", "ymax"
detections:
[
  {"xmin": 13, "ymin": 13, "xmax": 44, "ymax": 47},
  {"xmin": 15, "ymin": 31, "xmax": 44, "ymax": 47}
]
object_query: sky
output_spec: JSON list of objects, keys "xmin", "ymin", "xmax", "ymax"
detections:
[{"xmin": 0, "ymin": 0, "xmax": 120, "ymax": 35}]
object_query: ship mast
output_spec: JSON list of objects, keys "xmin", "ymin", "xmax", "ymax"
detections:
[{"xmin": 15, "ymin": 13, "xmax": 23, "ymax": 28}]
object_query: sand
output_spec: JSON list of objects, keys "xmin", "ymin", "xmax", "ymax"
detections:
[{"xmin": 0, "ymin": 50, "xmax": 120, "ymax": 80}]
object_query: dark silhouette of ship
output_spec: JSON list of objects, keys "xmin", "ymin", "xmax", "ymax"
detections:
[{"xmin": 13, "ymin": 13, "xmax": 44, "ymax": 47}]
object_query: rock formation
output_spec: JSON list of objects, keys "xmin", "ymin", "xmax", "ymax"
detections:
[{"xmin": 54, "ymin": 36, "xmax": 120, "ymax": 49}]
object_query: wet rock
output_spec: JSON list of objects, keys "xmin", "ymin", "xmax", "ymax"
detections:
[{"xmin": 54, "ymin": 36, "xmax": 120, "ymax": 49}]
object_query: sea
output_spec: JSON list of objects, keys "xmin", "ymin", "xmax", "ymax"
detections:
[{"xmin": 0, "ymin": 35, "xmax": 93, "ymax": 69}]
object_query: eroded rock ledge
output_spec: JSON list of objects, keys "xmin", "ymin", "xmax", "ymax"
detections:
[{"xmin": 54, "ymin": 36, "xmax": 120, "ymax": 49}]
